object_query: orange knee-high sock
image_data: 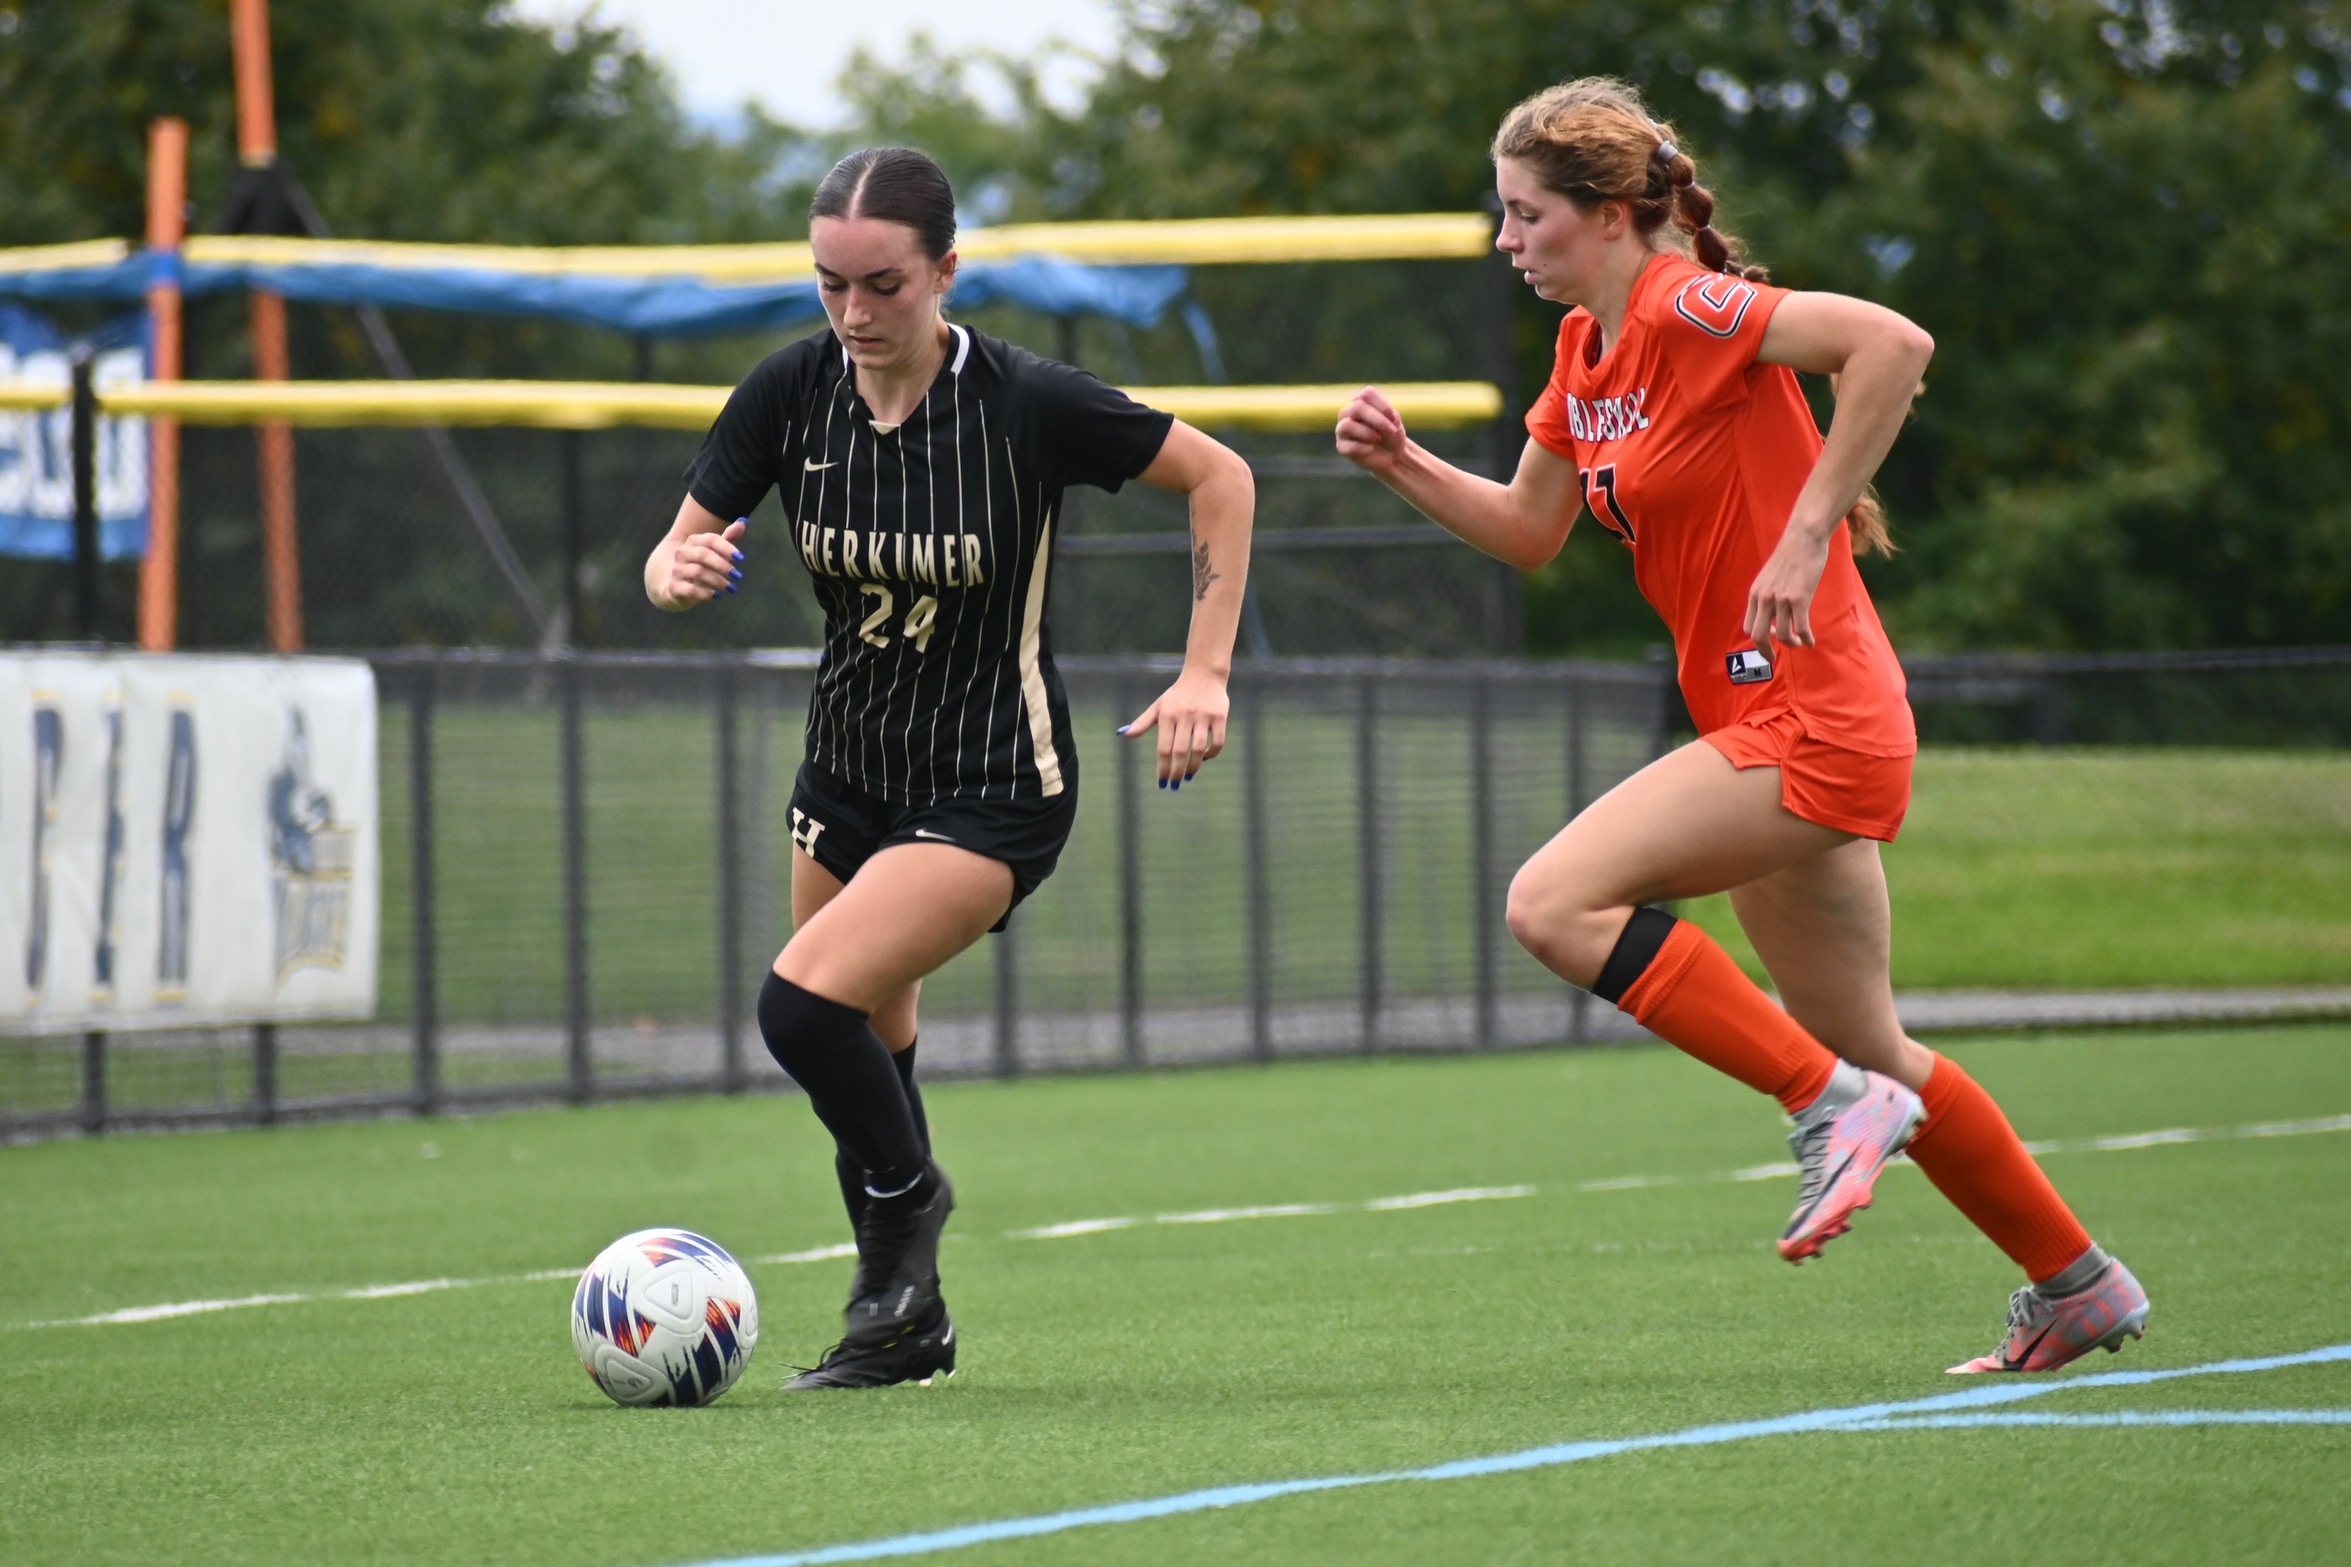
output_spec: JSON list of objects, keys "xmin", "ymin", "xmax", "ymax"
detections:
[
  {"xmin": 1616, "ymin": 920, "xmax": 1838, "ymax": 1113},
  {"xmin": 1906, "ymin": 1052, "xmax": 2093, "ymax": 1283}
]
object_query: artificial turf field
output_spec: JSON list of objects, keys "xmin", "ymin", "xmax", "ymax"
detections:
[{"xmin": 5, "ymin": 1025, "xmax": 2348, "ymax": 1565}]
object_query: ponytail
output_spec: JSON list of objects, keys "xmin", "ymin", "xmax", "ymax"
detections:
[
  {"xmin": 1650, "ymin": 141, "xmax": 1767, "ymax": 282},
  {"xmin": 1845, "ymin": 488, "xmax": 1895, "ymax": 558}
]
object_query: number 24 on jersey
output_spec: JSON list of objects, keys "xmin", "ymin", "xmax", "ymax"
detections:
[{"xmin": 858, "ymin": 583, "xmax": 940, "ymax": 651}]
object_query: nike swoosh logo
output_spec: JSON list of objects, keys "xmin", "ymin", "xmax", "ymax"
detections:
[
  {"xmin": 2005, "ymin": 1323, "xmax": 2058, "ymax": 1371},
  {"xmin": 803, "ymin": 458, "xmax": 839, "ymax": 471},
  {"xmin": 912, "ymin": 828, "xmax": 957, "ymax": 843}
]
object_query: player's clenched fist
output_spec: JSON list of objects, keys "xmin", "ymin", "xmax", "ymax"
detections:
[
  {"xmin": 1335, "ymin": 385, "xmax": 1408, "ymax": 476},
  {"xmin": 653, "ymin": 518, "xmax": 748, "ymax": 610}
]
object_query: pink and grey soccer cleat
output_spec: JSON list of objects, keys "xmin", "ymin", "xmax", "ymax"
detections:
[
  {"xmin": 1947, "ymin": 1257, "xmax": 2151, "ymax": 1374},
  {"xmin": 1777, "ymin": 1068, "xmax": 1927, "ymax": 1263}
]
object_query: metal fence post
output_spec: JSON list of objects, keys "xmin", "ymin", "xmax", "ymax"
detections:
[
  {"xmin": 1242, "ymin": 675, "xmax": 1272, "ymax": 1062},
  {"xmin": 2035, "ymin": 677, "xmax": 2069, "ymax": 747},
  {"xmin": 1564, "ymin": 670, "xmax": 1589, "ymax": 1045},
  {"xmin": 1471, "ymin": 673, "xmax": 1498, "ymax": 1050},
  {"xmin": 561, "ymin": 657, "xmax": 591, "ymax": 1104},
  {"xmin": 1117, "ymin": 676, "xmax": 1144, "ymax": 1067},
  {"xmin": 559, "ymin": 428, "xmax": 586, "ymax": 648},
  {"xmin": 1355, "ymin": 674, "xmax": 1381, "ymax": 1054},
  {"xmin": 253, "ymin": 1023, "xmax": 278, "ymax": 1125},
  {"xmin": 70, "ymin": 354, "xmax": 100, "ymax": 640},
  {"xmin": 80, "ymin": 1030, "xmax": 105, "ymax": 1136},
  {"xmin": 992, "ymin": 923, "xmax": 1020, "ymax": 1078},
  {"xmin": 408, "ymin": 662, "xmax": 440, "ymax": 1114},
  {"xmin": 715, "ymin": 663, "xmax": 746, "ymax": 1093}
]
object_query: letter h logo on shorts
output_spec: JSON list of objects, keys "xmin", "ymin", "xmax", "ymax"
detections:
[
  {"xmin": 1726, "ymin": 649, "xmax": 1775, "ymax": 685},
  {"xmin": 789, "ymin": 807, "xmax": 828, "ymax": 858}
]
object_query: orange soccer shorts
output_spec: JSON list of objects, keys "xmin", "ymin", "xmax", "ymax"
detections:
[{"xmin": 1701, "ymin": 709, "xmax": 1913, "ymax": 842}]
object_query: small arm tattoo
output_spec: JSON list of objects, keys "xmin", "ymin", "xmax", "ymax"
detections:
[{"xmin": 1191, "ymin": 535, "xmax": 1221, "ymax": 603}]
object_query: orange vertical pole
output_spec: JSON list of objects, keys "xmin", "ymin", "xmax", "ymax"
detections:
[
  {"xmin": 233, "ymin": 0, "xmax": 303, "ymax": 651},
  {"xmin": 137, "ymin": 117, "xmax": 187, "ymax": 653}
]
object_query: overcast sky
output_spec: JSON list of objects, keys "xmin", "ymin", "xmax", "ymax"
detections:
[{"xmin": 506, "ymin": 0, "xmax": 1121, "ymax": 129}]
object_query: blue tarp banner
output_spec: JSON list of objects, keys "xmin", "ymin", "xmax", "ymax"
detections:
[
  {"xmin": 0, "ymin": 251, "xmax": 1192, "ymax": 338},
  {"xmin": 0, "ymin": 304, "xmax": 149, "ymax": 561}
]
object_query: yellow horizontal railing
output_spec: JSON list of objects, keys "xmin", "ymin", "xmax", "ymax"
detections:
[
  {"xmin": 0, "ymin": 238, "xmax": 134, "ymax": 276},
  {"xmin": 0, "ymin": 382, "xmax": 70, "ymax": 410},
  {"xmin": 1, "ymin": 214, "xmax": 1493, "ymax": 284},
  {"xmin": 0, "ymin": 378, "xmax": 1503, "ymax": 431}
]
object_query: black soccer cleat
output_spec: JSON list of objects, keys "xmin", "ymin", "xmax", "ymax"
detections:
[
  {"xmin": 783, "ymin": 1306, "xmax": 957, "ymax": 1390},
  {"xmin": 840, "ymin": 1161, "xmax": 955, "ymax": 1350}
]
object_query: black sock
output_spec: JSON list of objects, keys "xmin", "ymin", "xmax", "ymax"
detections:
[
  {"xmin": 835, "ymin": 1039, "xmax": 928, "ymax": 1231},
  {"xmin": 1590, "ymin": 906, "xmax": 1678, "ymax": 1005},
  {"xmin": 758, "ymin": 974, "xmax": 927, "ymax": 1195}
]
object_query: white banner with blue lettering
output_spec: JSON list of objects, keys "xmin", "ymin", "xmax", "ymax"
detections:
[
  {"xmin": 0, "ymin": 305, "xmax": 149, "ymax": 560},
  {"xmin": 0, "ymin": 652, "xmax": 378, "ymax": 1034}
]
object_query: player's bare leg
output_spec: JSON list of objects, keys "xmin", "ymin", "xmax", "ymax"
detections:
[
  {"xmin": 1729, "ymin": 824, "xmax": 2145, "ymax": 1364},
  {"xmin": 779, "ymin": 842, "xmax": 1010, "ymax": 1008},
  {"xmin": 1506, "ymin": 741, "xmax": 1921, "ymax": 1260},
  {"xmin": 770, "ymin": 844, "xmax": 1009, "ymax": 1389},
  {"xmin": 1505, "ymin": 740, "xmax": 1841, "ymax": 987},
  {"xmin": 1725, "ymin": 839, "xmax": 1930, "ymax": 1089}
]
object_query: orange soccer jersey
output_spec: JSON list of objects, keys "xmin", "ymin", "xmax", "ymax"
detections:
[{"xmin": 1525, "ymin": 254, "xmax": 1915, "ymax": 759}]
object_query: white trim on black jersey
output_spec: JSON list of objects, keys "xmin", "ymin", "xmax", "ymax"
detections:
[{"xmin": 686, "ymin": 323, "xmax": 1171, "ymax": 805}]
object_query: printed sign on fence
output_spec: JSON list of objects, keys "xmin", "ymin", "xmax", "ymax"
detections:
[
  {"xmin": 0, "ymin": 653, "xmax": 378, "ymax": 1033},
  {"xmin": 0, "ymin": 305, "xmax": 149, "ymax": 561}
]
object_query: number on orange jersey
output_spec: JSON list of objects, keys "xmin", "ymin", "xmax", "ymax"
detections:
[{"xmin": 1579, "ymin": 464, "xmax": 1636, "ymax": 546}]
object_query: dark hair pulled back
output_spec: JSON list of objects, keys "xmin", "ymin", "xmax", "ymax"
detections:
[
  {"xmin": 1491, "ymin": 77, "xmax": 1766, "ymax": 282},
  {"xmin": 809, "ymin": 147, "xmax": 957, "ymax": 261}
]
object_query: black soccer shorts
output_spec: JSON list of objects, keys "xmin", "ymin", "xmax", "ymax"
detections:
[{"xmin": 785, "ymin": 761, "xmax": 1078, "ymax": 932}]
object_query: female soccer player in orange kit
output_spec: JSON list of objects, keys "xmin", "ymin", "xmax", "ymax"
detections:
[{"xmin": 1335, "ymin": 79, "xmax": 2149, "ymax": 1374}]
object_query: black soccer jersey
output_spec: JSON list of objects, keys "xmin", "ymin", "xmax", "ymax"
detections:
[{"xmin": 689, "ymin": 324, "xmax": 1173, "ymax": 803}]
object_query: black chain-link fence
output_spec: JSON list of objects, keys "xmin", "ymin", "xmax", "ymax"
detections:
[{"xmin": 4, "ymin": 644, "xmax": 2345, "ymax": 1140}]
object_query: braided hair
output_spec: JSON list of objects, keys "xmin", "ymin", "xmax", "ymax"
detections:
[
  {"xmin": 1492, "ymin": 78, "xmax": 1899, "ymax": 555},
  {"xmin": 1490, "ymin": 77, "xmax": 1764, "ymax": 279}
]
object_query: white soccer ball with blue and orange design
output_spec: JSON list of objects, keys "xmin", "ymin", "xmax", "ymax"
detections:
[{"xmin": 572, "ymin": 1229, "xmax": 759, "ymax": 1407}]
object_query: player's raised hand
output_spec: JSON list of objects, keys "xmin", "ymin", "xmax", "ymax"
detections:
[
  {"xmin": 657, "ymin": 518, "xmax": 748, "ymax": 610},
  {"xmin": 1335, "ymin": 385, "xmax": 1408, "ymax": 476},
  {"xmin": 1117, "ymin": 668, "xmax": 1230, "ymax": 789}
]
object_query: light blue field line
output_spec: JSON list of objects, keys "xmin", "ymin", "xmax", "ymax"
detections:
[
  {"xmin": 1835, "ymin": 1409, "xmax": 2351, "ymax": 1430},
  {"xmin": 673, "ymin": 1343, "xmax": 2351, "ymax": 1567}
]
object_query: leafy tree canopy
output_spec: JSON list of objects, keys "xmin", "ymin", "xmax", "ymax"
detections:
[
  {"xmin": 5, "ymin": 0, "xmax": 2349, "ymax": 648},
  {"xmin": 843, "ymin": 0, "xmax": 2351, "ymax": 649}
]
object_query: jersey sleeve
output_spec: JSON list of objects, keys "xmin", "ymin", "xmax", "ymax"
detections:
[
  {"xmin": 684, "ymin": 351, "xmax": 793, "ymax": 521},
  {"xmin": 1029, "ymin": 358, "xmax": 1176, "ymax": 494},
  {"xmin": 1523, "ymin": 317, "xmax": 1589, "ymax": 460},
  {"xmin": 1651, "ymin": 268, "xmax": 1789, "ymax": 411}
]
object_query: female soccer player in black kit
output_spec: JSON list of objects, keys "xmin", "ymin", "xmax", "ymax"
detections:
[{"xmin": 644, "ymin": 148, "xmax": 1254, "ymax": 1389}]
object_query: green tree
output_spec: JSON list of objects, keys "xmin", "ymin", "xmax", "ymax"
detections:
[{"xmin": 839, "ymin": 0, "xmax": 2351, "ymax": 650}]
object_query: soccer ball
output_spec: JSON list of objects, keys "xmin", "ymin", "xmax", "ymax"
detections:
[{"xmin": 572, "ymin": 1229, "xmax": 759, "ymax": 1407}]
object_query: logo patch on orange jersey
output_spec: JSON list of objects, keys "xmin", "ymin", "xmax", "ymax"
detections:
[
  {"xmin": 1674, "ymin": 275, "xmax": 1759, "ymax": 339},
  {"xmin": 1726, "ymin": 649, "xmax": 1775, "ymax": 685}
]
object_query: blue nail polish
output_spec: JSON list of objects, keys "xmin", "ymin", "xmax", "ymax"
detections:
[
  {"xmin": 1158, "ymin": 778, "xmax": 1167, "ymax": 790},
  {"xmin": 725, "ymin": 584, "xmax": 738, "ymax": 594},
  {"xmin": 1171, "ymin": 778, "xmax": 1181, "ymax": 792},
  {"xmin": 728, "ymin": 569, "xmax": 743, "ymax": 583},
  {"xmin": 1114, "ymin": 724, "xmax": 1129, "ymax": 735},
  {"xmin": 732, "ymin": 550, "xmax": 744, "ymax": 564}
]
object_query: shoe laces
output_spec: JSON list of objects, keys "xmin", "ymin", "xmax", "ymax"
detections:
[
  {"xmin": 1789, "ymin": 1111, "xmax": 1836, "ymax": 1208},
  {"xmin": 2000, "ymin": 1284, "xmax": 2048, "ymax": 1341}
]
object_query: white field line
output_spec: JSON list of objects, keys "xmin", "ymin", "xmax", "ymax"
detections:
[
  {"xmin": 22, "ymin": 1113, "xmax": 2348, "ymax": 1328},
  {"xmin": 24, "ymin": 1245, "xmax": 857, "ymax": 1330},
  {"xmin": 1005, "ymin": 1113, "xmax": 2351, "ymax": 1238}
]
